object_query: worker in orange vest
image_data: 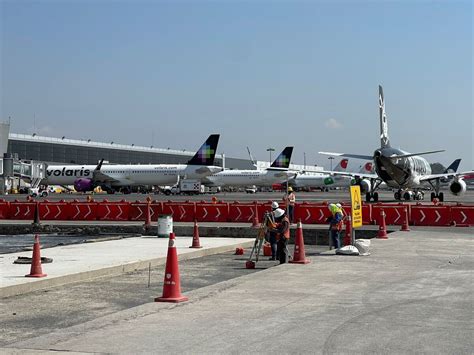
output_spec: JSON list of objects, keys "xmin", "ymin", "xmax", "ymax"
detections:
[{"xmin": 270, "ymin": 208, "xmax": 290, "ymax": 263}]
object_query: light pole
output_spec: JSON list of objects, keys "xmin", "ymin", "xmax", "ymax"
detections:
[
  {"xmin": 328, "ymin": 156, "xmax": 335, "ymax": 171},
  {"xmin": 266, "ymin": 147, "xmax": 275, "ymax": 165}
]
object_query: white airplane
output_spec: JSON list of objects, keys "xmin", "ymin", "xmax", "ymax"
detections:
[
  {"xmin": 203, "ymin": 147, "xmax": 294, "ymax": 187},
  {"xmin": 319, "ymin": 85, "xmax": 473, "ymax": 202},
  {"xmin": 289, "ymin": 158, "xmax": 354, "ymax": 189},
  {"xmin": 44, "ymin": 134, "xmax": 222, "ymax": 193}
]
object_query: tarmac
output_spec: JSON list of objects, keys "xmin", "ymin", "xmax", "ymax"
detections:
[{"xmin": 1, "ymin": 229, "xmax": 473, "ymax": 354}]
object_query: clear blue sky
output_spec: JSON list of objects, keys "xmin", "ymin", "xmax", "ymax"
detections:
[{"xmin": 1, "ymin": 0, "xmax": 472, "ymax": 170}]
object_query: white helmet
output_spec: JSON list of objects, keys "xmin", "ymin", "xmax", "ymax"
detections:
[
  {"xmin": 273, "ymin": 208, "xmax": 285, "ymax": 219},
  {"xmin": 271, "ymin": 201, "xmax": 279, "ymax": 209},
  {"xmin": 336, "ymin": 203, "xmax": 342, "ymax": 208}
]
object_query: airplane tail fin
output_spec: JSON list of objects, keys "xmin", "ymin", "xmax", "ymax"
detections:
[
  {"xmin": 333, "ymin": 159, "xmax": 349, "ymax": 172},
  {"xmin": 444, "ymin": 159, "xmax": 461, "ymax": 173},
  {"xmin": 270, "ymin": 147, "xmax": 293, "ymax": 169},
  {"xmin": 379, "ymin": 85, "xmax": 390, "ymax": 148},
  {"xmin": 187, "ymin": 134, "xmax": 220, "ymax": 166}
]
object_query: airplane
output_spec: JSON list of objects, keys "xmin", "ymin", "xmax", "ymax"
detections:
[
  {"xmin": 319, "ymin": 85, "xmax": 473, "ymax": 202},
  {"xmin": 203, "ymin": 147, "xmax": 294, "ymax": 187},
  {"xmin": 43, "ymin": 134, "xmax": 222, "ymax": 193},
  {"xmin": 289, "ymin": 158, "xmax": 353, "ymax": 190}
]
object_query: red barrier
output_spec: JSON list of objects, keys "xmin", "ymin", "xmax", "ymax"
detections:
[
  {"xmin": 195, "ymin": 203, "xmax": 229, "ymax": 222},
  {"xmin": 411, "ymin": 204, "xmax": 452, "ymax": 226},
  {"xmin": 0, "ymin": 200, "xmax": 10, "ymax": 219},
  {"xmin": 96, "ymin": 201, "xmax": 131, "ymax": 221},
  {"xmin": 228, "ymin": 202, "xmax": 258, "ymax": 223},
  {"xmin": 450, "ymin": 205, "xmax": 474, "ymax": 226},
  {"xmin": 39, "ymin": 201, "xmax": 70, "ymax": 220},
  {"xmin": 68, "ymin": 201, "xmax": 97, "ymax": 221},
  {"xmin": 295, "ymin": 203, "xmax": 330, "ymax": 224},
  {"xmin": 8, "ymin": 201, "xmax": 36, "ymax": 220},
  {"xmin": 362, "ymin": 204, "xmax": 372, "ymax": 225},
  {"xmin": 372, "ymin": 204, "xmax": 411, "ymax": 225},
  {"xmin": 161, "ymin": 202, "xmax": 195, "ymax": 222}
]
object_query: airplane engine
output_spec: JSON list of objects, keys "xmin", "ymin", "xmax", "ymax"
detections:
[
  {"xmin": 359, "ymin": 179, "xmax": 371, "ymax": 193},
  {"xmin": 449, "ymin": 179, "xmax": 467, "ymax": 196},
  {"xmin": 74, "ymin": 178, "xmax": 94, "ymax": 192}
]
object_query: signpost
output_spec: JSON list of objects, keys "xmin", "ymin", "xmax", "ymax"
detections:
[{"xmin": 350, "ymin": 185, "xmax": 363, "ymax": 244}]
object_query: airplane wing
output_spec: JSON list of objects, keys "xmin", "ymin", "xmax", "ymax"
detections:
[
  {"xmin": 420, "ymin": 171, "xmax": 474, "ymax": 182},
  {"xmin": 91, "ymin": 159, "xmax": 121, "ymax": 183},
  {"xmin": 318, "ymin": 151, "xmax": 374, "ymax": 160},
  {"xmin": 388, "ymin": 150, "xmax": 445, "ymax": 160},
  {"xmin": 316, "ymin": 169, "xmax": 380, "ymax": 180}
]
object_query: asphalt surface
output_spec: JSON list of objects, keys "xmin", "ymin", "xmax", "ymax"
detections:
[
  {"xmin": 3, "ymin": 189, "xmax": 474, "ymax": 204},
  {"xmin": 0, "ymin": 245, "xmax": 326, "ymax": 346},
  {"xmin": 2, "ymin": 230, "xmax": 472, "ymax": 354}
]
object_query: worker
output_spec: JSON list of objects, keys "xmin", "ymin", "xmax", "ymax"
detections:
[
  {"xmin": 270, "ymin": 208, "xmax": 290, "ymax": 263},
  {"xmin": 284, "ymin": 187, "xmax": 296, "ymax": 224},
  {"xmin": 327, "ymin": 203, "xmax": 344, "ymax": 249},
  {"xmin": 336, "ymin": 203, "xmax": 346, "ymax": 219},
  {"xmin": 266, "ymin": 201, "xmax": 280, "ymax": 260}
]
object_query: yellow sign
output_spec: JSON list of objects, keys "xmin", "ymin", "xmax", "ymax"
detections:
[{"xmin": 350, "ymin": 185, "xmax": 363, "ymax": 228}]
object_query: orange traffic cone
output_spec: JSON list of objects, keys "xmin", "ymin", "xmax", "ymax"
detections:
[
  {"xmin": 155, "ymin": 233, "xmax": 188, "ymax": 303},
  {"xmin": 400, "ymin": 207, "xmax": 410, "ymax": 232},
  {"xmin": 190, "ymin": 220, "xmax": 203, "ymax": 248},
  {"xmin": 251, "ymin": 202, "xmax": 260, "ymax": 228},
  {"xmin": 343, "ymin": 216, "xmax": 352, "ymax": 246},
  {"xmin": 32, "ymin": 202, "xmax": 41, "ymax": 226},
  {"xmin": 289, "ymin": 220, "xmax": 310, "ymax": 264},
  {"xmin": 25, "ymin": 235, "xmax": 47, "ymax": 278},
  {"xmin": 377, "ymin": 209, "xmax": 388, "ymax": 239}
]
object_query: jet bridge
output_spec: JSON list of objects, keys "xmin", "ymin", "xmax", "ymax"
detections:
[{"xmin": 0, "ymin": 155, "xmax": 47, "ymax": 193}]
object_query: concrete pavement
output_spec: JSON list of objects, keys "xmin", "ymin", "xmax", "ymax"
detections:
[
  {"xmin": 3, "ymin": 230, "xmax": 473, "ymax": 354},
  {"xmin": 0, "ymin": 236, "xmax": 254, "ymax": 298}
]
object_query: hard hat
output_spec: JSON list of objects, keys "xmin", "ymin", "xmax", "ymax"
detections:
[
  {"xmin": 271, "ymin": 201, "xmax": 279, "ymax": 209},
  {"xmin": 273, "ymin": 208, "xmax": 285, "ymax": 219},
  {"xmin": 288, "ymin": 187, "xmax": 293, "ymax": 192},
  {"xmin": 336, "ymin": 203, "xmax": 342, "ymax": 208}
]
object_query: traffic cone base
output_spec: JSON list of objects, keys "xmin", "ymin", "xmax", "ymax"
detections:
[
  {"xmin": 289, "ymin": 220, "xmax": 310, "ymax": 264},
  {"xmin": 155, "ymin": 295, "xmax": 189, "ymax": 303}
]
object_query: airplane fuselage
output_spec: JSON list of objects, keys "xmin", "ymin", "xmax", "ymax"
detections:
[
  {"xmin": 290, "ymin": 174, "xmax": 353, "ymax": 189},
  {"xmin": 204, "ymin": 169, "xmax": 293, "ymax": 187},
  {"xmin": 44, "ymin": 164, "xmax": 222, "ymax": 187},
  {"xmin": 374, "ymin": 148, "xmax": 432, "ymax": 189}
]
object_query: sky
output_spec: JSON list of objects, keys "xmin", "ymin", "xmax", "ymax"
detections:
[{"xmin": 1, "ymin": 0, "xmax": 472, "ymax": 170}]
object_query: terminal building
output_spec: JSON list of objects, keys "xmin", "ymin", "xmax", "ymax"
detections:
[{"xmin": 0, "ymin": 122, "xmax": 320, "ymax": 192}]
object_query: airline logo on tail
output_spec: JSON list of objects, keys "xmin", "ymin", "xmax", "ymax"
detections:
[
  {"xmin": 379, "ymin": 85, "xmax": 390, "ymax": 148},
  {"xmin": 270, "ymin": 147, "xmax": 293, "ymax": 169},
  {"xmin": 187, "ymin": 134, "xmax": 220, "ymax": 166}
]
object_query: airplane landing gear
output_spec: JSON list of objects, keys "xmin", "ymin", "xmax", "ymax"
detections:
[
  {"xmin": 365, "ymin": 192, "xmax": 379, "ymax": 202},
  {"xmin": 394, "ymin": 191, "xmax": 401, "ymax": 200}
]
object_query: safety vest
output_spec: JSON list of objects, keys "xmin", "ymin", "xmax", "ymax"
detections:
[
  {"xmin": 276, "ymin": 216, "xmax": 290, "ymax": 240},
  {"xmin": 286, "ymin": 192, "xmax": 296, "ymax": 206},
  {"xmin": 330, "ymin": 212, "xmax": 344, "ymax": 231}
]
